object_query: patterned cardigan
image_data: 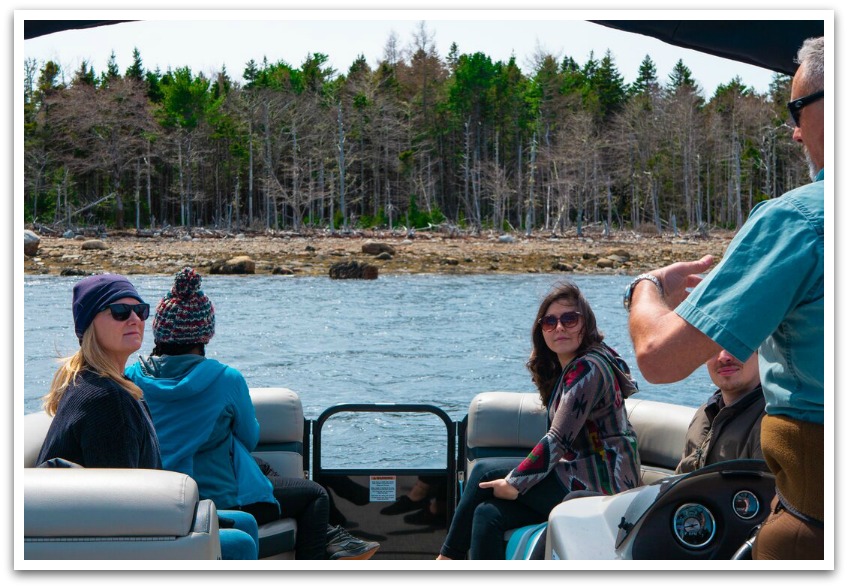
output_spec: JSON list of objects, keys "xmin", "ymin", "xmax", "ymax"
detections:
[{"xmin": 506, "ymin": 343, "xmax": 641, "ymax": 496}]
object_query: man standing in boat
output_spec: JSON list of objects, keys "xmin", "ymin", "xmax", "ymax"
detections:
[
  {"xmin": 625, "ymin": 36, "xmax": 825, "ymax": 560},
  {"xmin": 676, "ymin": 350, "xmax": 764, "ymax": 475}
]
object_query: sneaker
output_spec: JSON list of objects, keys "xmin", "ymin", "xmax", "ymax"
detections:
[{"xmin": 326, "ymin": 525, "xmax": 380, "ymax": 560}]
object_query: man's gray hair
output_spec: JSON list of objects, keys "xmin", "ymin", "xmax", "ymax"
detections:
[{"xmin": 796, "ymin": 37, "xmax": 824, "ymax": 91}]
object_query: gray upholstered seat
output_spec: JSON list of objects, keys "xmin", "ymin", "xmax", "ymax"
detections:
[
  {"xmin": 465, "ymin": 391, "xmax": 696, "ymax": 555},
  {"xmin": 465, "ymin": 392, "xmax": 695, "ymax": 484},
  {"xmin": 24, "ymin": 467, "xmax": 221, "ymax": 559},
  {"xmin": 249, "ymin": 387, "xmax": 306, "ymax": 559},
  {"xmin": 22, "ymin": 387, "xmax": 308, "ymax": 560}
]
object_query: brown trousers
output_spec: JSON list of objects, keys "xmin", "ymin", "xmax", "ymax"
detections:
[
  {"xmin": 753, "ymin": 415, "xmax": 824, "ymax": 560},
  {"xmin": 753, "ymin": 495, "xmax": 824, "ymax": 559}
]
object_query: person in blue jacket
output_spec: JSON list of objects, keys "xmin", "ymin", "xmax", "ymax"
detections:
[{"xmin": 127, "ymin": 267, "xmax": 379, "ymax": 560}]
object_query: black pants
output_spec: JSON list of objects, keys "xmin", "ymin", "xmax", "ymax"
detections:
[
  {"xmin": 440, "ymin": 458, "xmax": 566, "ymax": 559},
  {"xmin": 238, "ymin": 475, "xmax": 330, "ymax": 559}
]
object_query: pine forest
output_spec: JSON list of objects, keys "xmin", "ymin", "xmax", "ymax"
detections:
[{"xmin": 22, "ymin": 24, "xmax": 811, "ymax": 238}]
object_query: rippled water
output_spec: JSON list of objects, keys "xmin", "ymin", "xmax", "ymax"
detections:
[{"xmin": 22, "ymin": 274, "xmax": 713, "ymax": 467}]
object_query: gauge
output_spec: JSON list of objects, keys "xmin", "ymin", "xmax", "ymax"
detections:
[
  {"xmin": 733, "ymin": 490, "xmax": 760, "ymax": 520},
  {"xmin": 672, "ymin": 503, "xmax": 716, "ymax": 549}
]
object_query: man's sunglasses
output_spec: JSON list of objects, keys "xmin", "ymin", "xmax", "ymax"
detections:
[
  {"xmin": 539, "ymin": 311, "xmax": 582, "ymax": 332},
  {"xmin": 102, "ymin": 303, "xmax": 150, "ymax": 321},
  {"xmin": 787, "ymin": 90, "xmax": 824, "ymax": 128}
]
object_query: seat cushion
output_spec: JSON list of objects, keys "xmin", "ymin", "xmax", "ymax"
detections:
[{"xmin": 257, "ymin": 518, "xmax": 297, "ymax": 559}]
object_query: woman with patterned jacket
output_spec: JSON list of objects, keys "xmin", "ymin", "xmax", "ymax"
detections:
[{"xmin": 438, "ymin": 281, "xmax": 641, "ymax": 559}]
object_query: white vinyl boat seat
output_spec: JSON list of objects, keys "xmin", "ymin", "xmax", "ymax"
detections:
[
  {"xmin": 623, "ymin": 398, "xmax": 695, "ymax": 484},
  {"xmin": 249, "ymin": 387, "xmax": 307, "ymax": 560},
  {"xmin": 23, "ymin": 466, "xmax": 221, "ymax": 559},
  {"xmin": 22, "ymin": 387, "xmax": 307, "ymax": 560},
  {"xmin": 465, "ymin": 391, "xmax": 697, "ymax": 556},
  {"xmin": 465, "ymin": 392, "xmax": 696, "ymax": 486},
  {"xmin": 465, "ymin": 392, "xmax": 547, "ymax": 481}
]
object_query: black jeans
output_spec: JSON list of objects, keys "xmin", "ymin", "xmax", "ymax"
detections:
[
  {"xmin": 239, "ymin": 475, "xmax": 330, "ymax": 559},
  {"xmin": 440, "ymin": 457, "xmax": 567, "ymax": 560}
]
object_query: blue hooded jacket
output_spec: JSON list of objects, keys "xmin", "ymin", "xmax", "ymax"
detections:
[{"xmin": 126, "ymin": 355, "xmax": 276, "ymax": 511}]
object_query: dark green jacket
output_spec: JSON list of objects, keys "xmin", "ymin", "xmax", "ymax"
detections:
[{"xmin": 675, "ymin": 385, "xmax": 765, "ymax": 474}]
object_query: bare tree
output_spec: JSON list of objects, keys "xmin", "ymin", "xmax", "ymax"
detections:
[{"xmin": 46, "ymin": 76, "xmax": 157, "ymax": 228}]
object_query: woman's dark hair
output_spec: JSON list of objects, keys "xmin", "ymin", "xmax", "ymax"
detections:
[
  {"xmin": 525, "ymin": 281, "xmax": 604, "ymax": 406},
  {"xmin": 151, "ymin": 342, "xmax": 205, "ymax": 357}
]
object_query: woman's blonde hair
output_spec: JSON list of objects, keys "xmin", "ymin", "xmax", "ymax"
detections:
[{"xmin": 42, "ymin": 325, "xmax": 143, "ymax": 416}]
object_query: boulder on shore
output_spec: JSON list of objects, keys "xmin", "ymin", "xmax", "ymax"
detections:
[
  {"xmin": 24, "ymin": 230, "xmax": 40, "ymax": 256},
  {"xmin": 362, "ymin": 241, "xmax": 396, "ymax": 256},
  {"xmin": 329, "ymin": 260, "xmax": 378, "ymax": 280},
  {"xmin": 81, "ymin": 239, "xmax": 108, "ymax": 251},
  {"xmin": 210, "ymin": 255, "xmax": 255, "ymax": 274}
]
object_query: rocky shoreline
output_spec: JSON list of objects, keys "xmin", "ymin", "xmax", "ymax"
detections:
[{"xmin": 23, "ymin": 228, "xmax": 735, "ymax": 278}]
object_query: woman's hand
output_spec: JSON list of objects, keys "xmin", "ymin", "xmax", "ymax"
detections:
[{"xmin": 478, "ymin": 478, "xmax": 519, "ymax": 500}]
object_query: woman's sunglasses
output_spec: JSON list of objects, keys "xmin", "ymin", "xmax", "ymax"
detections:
[
  {"xmin": 539, "ymin": 311, "xmax": 582, "ymax": 332},
  {"xmin": 102, "ymin": 303, "xmax": 150, "ymax": 321}
]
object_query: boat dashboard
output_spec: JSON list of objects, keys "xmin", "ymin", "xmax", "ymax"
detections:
[{"xmin": 616, "ymin": 460, "xmax": 775, "ymax": 559}]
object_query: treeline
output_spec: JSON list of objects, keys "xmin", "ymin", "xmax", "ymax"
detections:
[{"xmin": 23, "ymin": 23, "xmax": 809, "ymax": 235}]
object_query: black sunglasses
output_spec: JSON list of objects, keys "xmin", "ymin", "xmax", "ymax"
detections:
[
  {"xmin": 102, "ymin": 303, "xmax": 150, "ymax": 321},
  {"xmin": 539, "ymin": 311, "xmax": 582, "ymax": 332},
  {"xmin": 787, "ymin": 89, "xmax": 824, "ymax": 128}
]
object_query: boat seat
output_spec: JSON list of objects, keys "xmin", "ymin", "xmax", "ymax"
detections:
[
  {"xmin": 464, "ymin": 391, "xmax": 546, "ymax": 481},
  {"xmin": 465, "ymin": 391, "xmax": 697, "ymax": 556},
  {"xmin": 624, "ymin": 398, "xmax": 695, "ymax": 483},
  {"xmin": 249, "ymin": 387, "xmax": 306, "ymax": 559},
  {"xmin": 23, "ymin": 467, "xmax": 221, "ymax": 559},
  {"xmin": 464, "ymin": 392, "xmax": 696, "ymax": 486},
  {"xmin": 23, "ymin": 387, "xmax": 308, "ymax": 560}
]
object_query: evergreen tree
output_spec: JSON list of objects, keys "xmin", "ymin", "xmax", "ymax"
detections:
[
  {"xmin": 210, "ymin": 65, "xmax": 232, "ymax": 99},
  {"xmin": 126, "ymin": 48, "xmax": 144, "ymax": 81},
  {"xmin": 667, "ymin": 59, "xmax": 699, "ymax": 94},
  {"xmin": 630, "ymin": 54, "xmax": 658, "ymax": 96},
  {"xmin": 73, "ymin": 60, "xmax": 97, "ymax": 87},
  {"xmin": 145, "ymin": 67, "xmax": 165, "ymax": 103},
  {"xmin": 587, "ymin": 50, "xmax": 627, "ymax": 121},
  {"xmin": 101, "ymin": 50, "xmax": 121, "ymax": 87},
  {"xmin": 243, "ymin": 59, "xmax": 260, "ymax": 85},
  {"xmin": 560, "ymin": 55, "xmax": 586, "ymax": 96}
]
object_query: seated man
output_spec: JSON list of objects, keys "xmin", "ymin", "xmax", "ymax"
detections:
[{"xmin": 676, "ymin": 349, "xmax": 765, "ymax": 474}]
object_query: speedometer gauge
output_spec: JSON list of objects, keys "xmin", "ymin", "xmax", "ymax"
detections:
[
  {"xmin": 733, "ymin": 490, "xmax": 760, "ymax": 519},
  {"xmin": 672, "ymin": 503, "xmax": 716, "ymax": 548}
]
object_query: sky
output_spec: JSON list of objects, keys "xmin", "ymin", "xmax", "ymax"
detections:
[{"xmin": 20, "ymin": 12, "xmax": 791, "ymax": 99}]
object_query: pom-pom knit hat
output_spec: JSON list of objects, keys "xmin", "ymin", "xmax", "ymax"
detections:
[{"xmin": 153, "ymin": 267, "xmax": 215, "ymax": 345}]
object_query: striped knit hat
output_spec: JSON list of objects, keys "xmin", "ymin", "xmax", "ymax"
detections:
[{"xmin": 153, "ymin": 267, "xmax": 215, "ymax": 345}]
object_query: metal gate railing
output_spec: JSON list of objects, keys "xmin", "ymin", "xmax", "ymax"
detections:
[{"xmin": 312, "ymin": 404, "xmax": 457, "ymax": 560}]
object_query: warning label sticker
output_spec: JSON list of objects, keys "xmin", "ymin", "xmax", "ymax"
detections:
[{"xmin": 369, "ymin": 475, "xmax": 396, "ymax": 502}]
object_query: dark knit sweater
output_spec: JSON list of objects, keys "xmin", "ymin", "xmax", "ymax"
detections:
[{"xmin": 36, "ymin": 370, "xmax": 162, "ymax": 469}]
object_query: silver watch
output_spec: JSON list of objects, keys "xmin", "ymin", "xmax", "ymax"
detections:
[{"xmin": 623, "ymin": 274, "xmax": 664, "ymax": 312}]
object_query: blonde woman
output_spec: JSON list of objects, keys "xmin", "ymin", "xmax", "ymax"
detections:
[{"xmin": 36, "ymin": 273, "xmax": 161, "ymax": 468}]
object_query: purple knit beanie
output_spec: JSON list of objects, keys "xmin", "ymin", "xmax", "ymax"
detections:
[
  {"xmin": 72, "ymin": 274, "xmax": 145, "ymax": 343},
  {"xmin": 153, "ymin": 267, "xmax": 215, "ymax": 345}
]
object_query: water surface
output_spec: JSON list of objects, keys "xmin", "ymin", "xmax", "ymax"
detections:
[{"xmin": 23, "ymin": 274, "xmax": 713, "ymax": 467}]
